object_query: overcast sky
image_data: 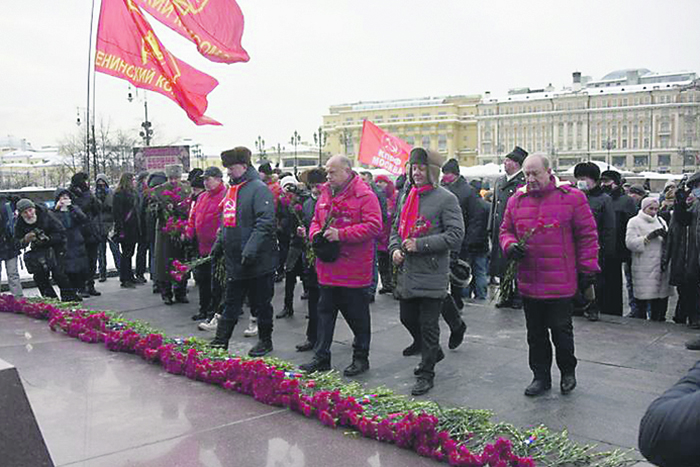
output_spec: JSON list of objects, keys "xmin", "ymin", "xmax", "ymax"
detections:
[{"xmin": 2, "ymin": 0, "xmax": 700, "ymax": 155}]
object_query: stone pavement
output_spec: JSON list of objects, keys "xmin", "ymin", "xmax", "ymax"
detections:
[{"xmin": 1, "ymin": 277, "xmax": 698, "ymax": 466}]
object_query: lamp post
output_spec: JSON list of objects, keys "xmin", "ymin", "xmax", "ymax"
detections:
[
  {"xmin": 313, "ymin": 126, "xmax": 327, "ymax": 167},
  {"xmin": 604, "ymin": 139, "xmax": 614, "ymax": 170},
  {"xmin": 255, "ymin": 136, "xmax": 267, "ymax": 164},
  {"xmin": 276, "ymin": 143, "xmax": 284, "ymax": 168},
  {"xmin": 339, "ymin": 128, "xmax": 351, "ymax": 156},
  {"xmin": 290, "ymin": 131, "xmax": 301, "ymax": 175},
  {"xmin": 128, "ymin": 89, "xmax": 153, "ymax": 146}
]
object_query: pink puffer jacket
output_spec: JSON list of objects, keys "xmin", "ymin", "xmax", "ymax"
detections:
[
  {"xmin": 310, "ymin": 174, "xmax": 382, "ymax": 288},
  {"xmin": 186, "ymin": 182, "xmax": 226, "ymax": 256},
  {"xmin": 374, "ymin": 175, "xmax": 396, "ymax": 252},
  {"xmin": 499, "ymin": 177, "xmax": 600, "ymax": 299}
]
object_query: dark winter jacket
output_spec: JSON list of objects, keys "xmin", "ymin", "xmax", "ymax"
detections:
[
  {"xmin": 69, "ymin": 184, "xmax": 102, "ymax": 245},
  {"xmin": 585, "ymin": 186, "xmax": 616, "ymax": 261},
  {"xmin": 301, "ymin": 195, "xmax": 319, "ymax": 286},
  {"xmin": 638, "ymin": 359, "xmax": 700, "ymax": 467},
  {"xmin": 0, "ymin": 195, "xmax": 20, "ymax": 261},
  {"xmin": 470, "ymin": 197, "xmax": 491, "ymax": 253},
  {"xmin": 53, "ymin": 205, "xmax": 89, "ymax": 274},
  {"xmin": 14, "ymin": 204, "xmax": 67, "ymax": 266},
  {"xmin": 113, "ymin": 190, "xmax": 141, "ymax": 245},
  {"xmin": 608, "ymin": 187, "xmax": 637, "ymax": 262},
  {"xmin": 488, "ymin": 171, "xmax": 526, "ymax": 276},
  {"xmin": 442, "ymin": 175, "xmax": 483, "ymax": 253},
  {"xmin": 212, "ymin": 166, "xmax": 279, "ymax": 281},
  {"xmin": 95, "ymin": 184, "xmax": 115, "ymax": 238},
  {"xmin": 665, "ymin": 198, "xmax": 700, "ymax": 284}
]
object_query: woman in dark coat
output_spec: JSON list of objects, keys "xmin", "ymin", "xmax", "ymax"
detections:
[
  {"xmin": 113, "ymin": 173, "xmax": 141, "ymax": 288},
  {"xmin": 53, "ymin": 188, "xmax": 89, "ymax": 300}
]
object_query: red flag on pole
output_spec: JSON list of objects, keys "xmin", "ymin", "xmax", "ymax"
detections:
[
  {"xmin": 95, "ymin": 0, "xmax": 221, "ymax": 125},
  {"xmin": 357, "ymin": 120, "xmax": 412, "ymax": 175},
  {"xmin": 133, "ymin": 0, "xmax": 249, "ymax": 64}
]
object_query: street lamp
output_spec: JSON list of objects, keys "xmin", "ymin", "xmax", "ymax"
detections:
[
  {"xmin": 339, "ymin": 128, "xmax": 351, "ymax": 156},
  {"xmin": 128, "ymin": 88, "xmax": 153, "ymax": 146},
  {"xmin": 313, "ymin": 126, "xmax": 327, "ymax": 167},
  {"xmin": 604, "ymin": 139, "xmax": 614, "ymax": 170},
  {"xmin": 276, "ymin": 143, "xmax": 284, "ymax": 168},
  {"xmin": 290, "ymin": 131, "xmax": 301, "ymax": 175},
  {"xmin": 255, "ymin": 136, "xmax": 267, "ymax": 164},
  {"xmin": 496, "ymin": 143, "xmax": 504, "ymax": 165}
]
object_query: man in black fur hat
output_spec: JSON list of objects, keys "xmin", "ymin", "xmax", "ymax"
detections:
[
  {"xmin": 488, "ymin": 146, "xmax": 527, "ymax": 308},
  {"xmin": 210, "ymin": 147, "xmax": 279, "ymax": 357}
]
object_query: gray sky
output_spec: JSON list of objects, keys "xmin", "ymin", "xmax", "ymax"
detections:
[{"xmin": 2, "ymin": 0, "xmax": 700, "ymax": 154}]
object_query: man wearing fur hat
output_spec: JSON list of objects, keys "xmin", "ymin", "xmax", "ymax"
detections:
[
  {"xmin": 390, "ymin": 148, "xmax": 464, "ymax": 396},
  {"xmin": 68, "ymin": 171, "xmax": 102, "ymax": 297},
  {"xmin": 210, "ymin": 147, "xmax": 279, "ymax": 357},
  {"xmin": 152, "ymin": 164, "xmax": 192, "ymax": 305},
  {"xmin": 573, "ymin": 162, "xmax": 616, "ymax": 320},
  {"xmin": 488, "ymin": 146, "xmax": 527, "ymax": 308},
  {"xmin": 299, "ymin": 155, "xmax": 382, "ymax": 376}
]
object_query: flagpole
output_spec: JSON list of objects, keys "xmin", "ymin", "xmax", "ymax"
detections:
[{"xmin": 86, "ymin": 0, "xmax": 98, "ymax": 178}]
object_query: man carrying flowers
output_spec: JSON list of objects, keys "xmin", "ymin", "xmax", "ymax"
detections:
[
  {"xmin": 209, "ymin": 147, "xmax": 279, "ymax": 357},
  {"xmin": 299, "ymin": 155, "xmax": 382, "ymax": 376},
  {"xmin": 500, "ymin": 154, "xmax": 599, "ymax": 397},
  {"xmin": 390, "ymin": 148, "xmax": 465, "ymax": 396}
]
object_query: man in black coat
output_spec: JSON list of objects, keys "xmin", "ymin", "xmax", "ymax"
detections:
[
  {"xmin": 0, "ymin": 194, "xmax": 22, "ymax": 297},
  {"xmin": 600, "ymin": 170, "xmax": 638, "ymax": 317},
  {"xmin": 14, "ymin": 199, "xmax": 73, "ymax": 301},
  {"xmin": 134, "ymin": 171, "xmax": 150, "ymax": 284},
  {"xmin": 68, "ymin": 172, "xmax": 102, "ymax": 297},
  {"xmin": 638, "ymin": 360, "xmax": 700, "ymax": 466},
  {"xmin": 488, "ymin": 146, "xmax": 528, "ymax": 308},
  {"xmin": 573, "ymin": 162, "xmax": 616, "ymax": 321},
  {"xmin": 441, "ymin": 158, "xmax": 482, "ymax": 308},
  {"xmin": 210, "ymin": 147, "xmax": 280, "ymax": 357}
]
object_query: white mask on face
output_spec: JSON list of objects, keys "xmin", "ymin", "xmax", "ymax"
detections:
[{"xmin": 576, "ymin": 180, "xmax": 589, "ymax": 191}]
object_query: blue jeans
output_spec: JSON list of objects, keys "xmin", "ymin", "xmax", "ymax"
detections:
[
  {"xmin": 467, "ymin": 252, "xmax": 488, "ymax": 299},
  {"xmin": 98, "ymin": 237, "xmax": 121, "ymax": 278},
  {"xmin": 623, "ymin": 262, "xmax": 641, "ymax": 317},
  {"xmin": 368, "ymin": 241, "xmax": 378, "ymax": 297}
]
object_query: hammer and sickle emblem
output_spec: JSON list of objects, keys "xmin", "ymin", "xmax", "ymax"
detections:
[{"xmin": 141, "ymin": 31, "xmax": 165, "ymax": 66}]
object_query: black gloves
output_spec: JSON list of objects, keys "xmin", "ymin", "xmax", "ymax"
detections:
[
  {"xmin": 506, "ymin": 243, "xmax": 526, "ymax": 260},
  {"xmin": 578, "ymin": 273, "xmax": 596, "ymax": 292},
  {"xmin": 646, "ymin": 228, "xmax": 666, "ymax": 241}
]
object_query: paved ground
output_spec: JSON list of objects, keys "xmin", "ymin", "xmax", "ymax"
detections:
[{"xmin": 1, "ymin": 276, "xmax": 697, "ymax": 466}]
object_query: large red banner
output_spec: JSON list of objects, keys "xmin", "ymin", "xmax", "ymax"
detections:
[
  {"xmin": 95, "ymin": 0, "xmax": 221, "ymax": 125},
  {"xmin": 357, "ymin": 120, "xmax": 411, "ymax": 175},
  {"xmin": 134, "ymin": 0, "xmax": 249, "ymax": 64}
]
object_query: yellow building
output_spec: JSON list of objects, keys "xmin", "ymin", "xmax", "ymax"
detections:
[{"xmin": 322, "ymin": 95, "xmax": 480, "ymax": 167}]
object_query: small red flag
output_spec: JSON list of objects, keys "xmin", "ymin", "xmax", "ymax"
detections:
[
  {"xmin": 95, "ymin": 0, "xmax": 221, "ymax": 125},
  {"xmin": 357, "ymin": 120, "xmax": 412, "ymax": 175},
  {"xmin": 133, "ymin": 0, "xmax": 249, "ymax": 64}
]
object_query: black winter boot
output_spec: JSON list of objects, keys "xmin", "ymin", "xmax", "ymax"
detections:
[
  {"xmin": 249, "ymin": 323, "xmax": 273, "ymax": 357},
  {"xmin": 209, "ymin": 318, "xmax": 237, "ymax": 350}
]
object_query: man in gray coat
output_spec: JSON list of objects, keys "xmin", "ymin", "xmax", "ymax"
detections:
[
  {"xmin": 210, "ymin": 147, "xmax": 280, "ymax": 357},
  {"xmin": 390, "ymin": 147, "xmax": 464, "ymax": 396},
  {"xmin": 488, "ymin": 146, "xmax": 527, "ymax": 308}
]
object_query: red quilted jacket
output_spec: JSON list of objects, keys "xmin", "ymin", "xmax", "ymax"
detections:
[{"xmin": 187, "ymin": 182, "xmax": 226, "ymax": 256}]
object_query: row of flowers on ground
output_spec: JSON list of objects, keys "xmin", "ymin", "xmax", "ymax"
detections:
[{"xmin": 0, "ymin": 294, "xmax": 634, "ymax": 467}]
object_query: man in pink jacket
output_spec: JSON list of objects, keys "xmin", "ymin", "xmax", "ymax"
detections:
[
  {"xmin": 500, "ymin": 154, "xmax": 599, "ymax": 397},
  {"xmin": 299, "ymin": 155, "xmax": 382, "ymax": 377}
]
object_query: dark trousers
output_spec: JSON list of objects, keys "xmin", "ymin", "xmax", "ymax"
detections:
[
  {"xmin": 675, "ymin": 282, "xmax": 700, "ymax": 325},
  {"xmin": 277, "ymin": 234, "xmax": 289, "ymax": 276},
  {"xmin": 66, "ymin": 272, "xmax": 86, "ymax": 297},
  {"xmin": 636, "ymin": 297, "xmax": 669, "ymax": 322},
  {"xmin": 222, "ymin": 273, "xmax": 274, "ymax": 336},
  {"xmin": 119, "ymin": 242, "xmax": 136, "ymax": 284},
  {"xmin": 315, "ymin": 286, "xmax": 371, "ymax": 363},
  {"xmin": 377, "ymin": 250, "xmax": 394, "ymax": 291},
  {"xmin": 34, "ymin": 265, "xmax": 71, "ymax": 299},
  {"xmin": 85, "ymin": 243, "xmax": 98, "ymax": 289},
  {"xmin": 602, "ymin": 257, "xmax": 624, "ymax": 316},
  {"xmin": 523, "ymin": 297, "xmax": 577, "ymax": 381},
  {"xmin": 98, "ymin": 238, "xmax": 121, "ymax": 278},
  {"xmin": 305, "ymin": 285, "xmax": 320, "ymax": 343},
  {"xmin": 441, "ymin": 294, "xmax": 465, "ymax": 334},
  {"xmin": 197, "ymin": 261, "xmax": 222, "ymax": 318},
  {"xmin": 400, "ymin": 297, "xmax": 442, "ymax": 380},
  {"xmin": 159, "ymin": 279, "xmax": 187, "ymax": 300},
  {"xmin": 284, "ymin": 256, "xmax": 304, "ymax": 307},
  {"xmin": 135, "ymin": 240, "xmax": 149, "ymax": 277}
]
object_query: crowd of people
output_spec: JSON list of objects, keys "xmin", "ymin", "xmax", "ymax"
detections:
[{"xmin": 2, "ymin": 144, "xmax": 700, "ymax": 399}]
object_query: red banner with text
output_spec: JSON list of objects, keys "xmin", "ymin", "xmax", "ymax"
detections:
[
  {"xmin": 357, "ymin": 120, "xmax": 411, "ymax": 175},
  {"xmin": 133, "ymin": 0, "xmax": 249, "ymax": 64},
  {"xmin": 95, "ymin": 0, "xmax": 221, "ymax": 125}
]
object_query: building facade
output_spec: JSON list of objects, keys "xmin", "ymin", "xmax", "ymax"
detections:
[
  {"xmin": 322, "ymin": 95, "xmax": 480, "ymax": 166},
  {"xmin": 477, "ymin": 70, "xmax": 700, "ymax": 173}
]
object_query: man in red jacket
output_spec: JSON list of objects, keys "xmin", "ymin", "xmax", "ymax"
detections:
[
  {"xmin": 187, "ymin": 166, "xmax": 227, "ymax": 325},
  {"xmin": 500, "ymin": 154, "xmax": 599, "ymax": 397},
  {"xmin": 299, "ymin": 155, "xmax": 382, "ymax": 377}
]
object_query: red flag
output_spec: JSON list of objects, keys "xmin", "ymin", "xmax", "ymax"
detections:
[
  {"xmin": 357, "ymin": 120, "xmax": 412, "ymax": 175},
  {"xmin": 95, "ymin": 0, "xmax": 221, "ymax": 125},
  {"xmin": 133, "ymin": 0, "xmax": 249, "ymax": 64}
]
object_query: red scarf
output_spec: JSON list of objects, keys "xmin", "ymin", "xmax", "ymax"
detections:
[
  {"xmin": 398, "ymin": 184, "xmax": 433, "ymax": 240},
  {"xmin": 221, "ymin": 182, "xmax": 247, "ymax": 227}
]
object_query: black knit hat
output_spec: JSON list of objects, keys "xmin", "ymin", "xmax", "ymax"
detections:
[
  {"xmin": 573, "ymin": 162, "xmax": 600, "ymax": 182},
  {"xmin": 147, "ymin": 171, "xmax": 167, "ymax": 188},
  {"xmin": 600, "ymin": 170, "xmax": 622, "ymax": 186},
  {"xmin": 203, "ymin": 166, "xmax": 223, "ymax": 179},
  {"xmin": 54, "ymin": 187, "xmax": 72, "ymax": 203},
  {"xmin": 442, "ymin": 158, "xmax": 460, "ymax": 175},
  {"xmin": 409, "ymin": 147, "xmax": 429, "ymax": 166},
  {"xmin": 187, "ymin": 168, "xmax": 204, "ymax": 183},
  {"xmin": 505, "ymin": 146, "xmax": 528, "ymax": 165},
  {"xmin": 221, "ymin": 147, "xmax": 251, "ymax": 167},
  {"xmin": 258, "ymin": 162, "xmax": 273, "ymax": 175},
  {"xmin": 191, "ymin": 175, "xmax": 205, "ymax": 189},
  {"xmin": 306, "ymin": 168, "xmax": 327, "ymax": 185}
]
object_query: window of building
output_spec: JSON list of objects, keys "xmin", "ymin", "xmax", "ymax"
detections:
[
  {"xmin": 422, "ymin": 136, "xmax": 431, "ymax": 149},
  {"xmin": 659, "ymin": 135, "xmax": 670, "ymax": 148},
  {"xmin": 406, "ymin": 113, "xmax": 414, "ymax": 121},
  {"xmin": 612, "ymin": 156, "xmax": 626, "ymax": 167},
  {"xmin": 634, "ymin": 155, "xmax": 648, "ymax": 167},
  {"xmin": 375, "ymin": 116, "xmax": 383, "ymax": 123},
  {"xmin": 657, "ymin": 154, "xmax": 671, "ymax": 167},
  {"xmin": 632, "ymin": 138, "xmax": 638, "ymax": 148},
  {"xmin": 643, "ymin": 138, "xmax": 650, "ymax": 148},
  {"xmin": 438, "ymin": 135, "xmax": 447, "ymax": 151},
  {"xmin": 684, "ymin": 153, "xmax": 696, "ymax": 166},
  {"xmin": 390, "ymin": 114, "xmax": 399, "ymax": 122},
  {"xmin": 422, "ymin": 113, "xmax": 430, "ymax": 120},
  {"xmin": 622, "ymin": 139, "xmax": 627, "ymax": 149}
]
